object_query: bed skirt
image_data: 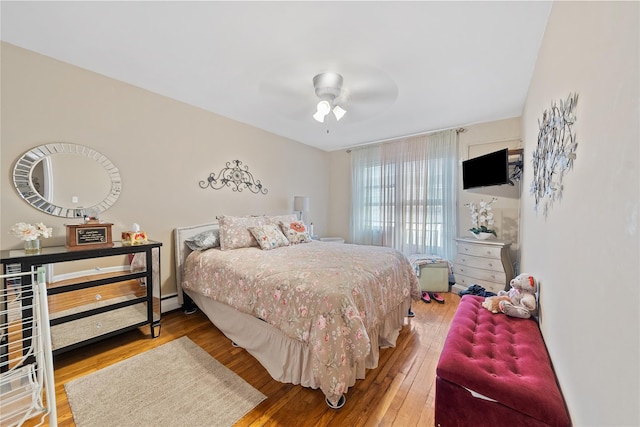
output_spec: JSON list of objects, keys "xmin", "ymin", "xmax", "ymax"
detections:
[{"xmin": 185, "ymin": 289, "xmax": 412, "ymax": 392}]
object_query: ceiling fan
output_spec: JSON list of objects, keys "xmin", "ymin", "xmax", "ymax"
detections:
[
  {"xmin": 258, "ymin": 61, "xmax": 398, "ymax": 124},
  {"xmin": 312, "ymin": 72, "xmax": 347, "ymax": 123}
]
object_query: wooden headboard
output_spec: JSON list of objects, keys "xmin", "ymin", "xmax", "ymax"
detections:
[{"xmin": 173, "ymin": 222, "xmax": 219, "ymax": 305}]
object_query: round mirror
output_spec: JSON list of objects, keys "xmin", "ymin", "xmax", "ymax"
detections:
[{"xmin": 13, "ymin": 143, "xmax": 122, "ymax": 218}]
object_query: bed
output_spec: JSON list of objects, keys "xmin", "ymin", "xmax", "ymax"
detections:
[{"xmin": 174, "ymin": 218, "xmax": 420, "ymax": 408}]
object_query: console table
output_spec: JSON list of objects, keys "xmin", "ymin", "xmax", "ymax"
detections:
[{"xmin": 0, "ymin": 241, "xmax": 162, "ymax": 355}]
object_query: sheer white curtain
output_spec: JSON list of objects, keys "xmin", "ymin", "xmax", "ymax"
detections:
[{"xmin": 350, "ymin": 130, "xmax": 458, "ymax": 261}]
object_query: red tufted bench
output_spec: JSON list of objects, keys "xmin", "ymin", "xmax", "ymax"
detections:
[{"xmin": 435, "ymin": 295, "xmax": 571, "ymax": 427}]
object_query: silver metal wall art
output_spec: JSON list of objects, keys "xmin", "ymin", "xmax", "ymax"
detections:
[
  {"xmin": 530, "ymin": 93, "xmax": 579, "ymax": 217},
  {"xmin": 199, "ymin": 160, "xmax": 268, "ymax": 194}
]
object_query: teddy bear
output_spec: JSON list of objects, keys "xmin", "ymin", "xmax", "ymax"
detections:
[
  {"xmin": 481, "ymin": 295, "xmax": 512, "ymax": 313},
  {"xmin": 497, "ymin": 273, "xmax": 538, "ymax": 319}
]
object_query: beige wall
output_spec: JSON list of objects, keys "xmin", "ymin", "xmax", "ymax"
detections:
[
  {"xmin": 520, "ymin": 2, "xmax": 638, "ymax": 425},
  {"xmin": 327, "ymin": 149, "xmax": 351, "ymax": 242},
  {"xmin": 1, "ymin": 42, "xmax": 331, "ymax": 297}
]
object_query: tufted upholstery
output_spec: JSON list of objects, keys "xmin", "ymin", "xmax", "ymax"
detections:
[{"xmin": 435, "ymin": 295, "xmax": 571, "ymax": 427}]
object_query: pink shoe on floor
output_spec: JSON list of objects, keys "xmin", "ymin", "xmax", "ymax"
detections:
[
  {"xmin": 429, "ymin": 292, "xmax": 445, "ymax": 304},
  {"xmin": 421, "ymin": 291, "xmax": 431, "ymax": 303}
]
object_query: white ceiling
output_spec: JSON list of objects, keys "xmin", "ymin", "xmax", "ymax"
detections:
[{"xmin": 1, "ymin": 1, "xmax": 552, "ymax": 152}]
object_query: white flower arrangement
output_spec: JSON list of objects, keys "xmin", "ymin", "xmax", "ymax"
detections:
[
  {"xmin": 10, "ymin": 222, "xmax": 53, "ymax": 241},
  {"xmin": 465, "ymin": 197, "xmax": 497, "ymax": 237}
]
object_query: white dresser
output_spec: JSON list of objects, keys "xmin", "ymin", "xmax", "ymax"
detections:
[{"xmin": 452, "ymin": 237, "xmax": 514, "ymax": 294}]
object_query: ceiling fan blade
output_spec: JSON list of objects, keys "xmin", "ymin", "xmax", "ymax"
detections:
[
  {"xmin": 342, "ymin": 70, "xmax": 398, "ymax": 105},
  {"xmin": 349, "ymin": 91, "xmax": 396, "ymax": 106},
  {"xmin": 259, "ymin": 79, "xmax": 309, "ymax": 103}
]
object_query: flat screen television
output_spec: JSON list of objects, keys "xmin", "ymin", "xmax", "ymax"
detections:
[{"xmin": 462, "ymin": 148, "xmax": 510, "ymax": 190}]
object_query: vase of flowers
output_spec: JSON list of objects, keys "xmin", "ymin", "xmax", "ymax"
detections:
[
  {"xmin": 24, "ymin": 238, "xmax": 41, "ymax": 254},
  {"xmin": 10, "ymin": 222, "xmax": 53, "ymax": 254},
  {"xmin": 465, "ymin": 198, "xmax": 497, "ymax": 239}
]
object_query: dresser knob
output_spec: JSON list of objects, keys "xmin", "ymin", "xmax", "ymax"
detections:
[{"xmin": 95, "ymin": 294, "xmax": 102, "ymax": 300}]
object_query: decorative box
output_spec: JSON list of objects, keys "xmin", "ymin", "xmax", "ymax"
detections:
[
  {"xmin": 417, "ymin": 262, "xmax": 450, "ymax": 292},
  {"xmin": 66, "ymin": 223, "xmax": 114, "ymax": 249},
  {"xmin": 121, "ymin": 231, "xmax": 148, "ymax": 246}
]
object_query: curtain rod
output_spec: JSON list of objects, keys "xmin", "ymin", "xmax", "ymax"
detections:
[{"xmin": 345, "ymin": 127, "xmax": 466, "ymax": 153}]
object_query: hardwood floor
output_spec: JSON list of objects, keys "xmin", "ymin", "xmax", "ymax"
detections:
[{"xmin": 27, "ymin": 292, "xmax": 460, "ymax": 427}]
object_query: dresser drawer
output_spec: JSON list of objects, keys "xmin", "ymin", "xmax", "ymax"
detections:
[
  {"xmin": 48, "ymin": 279, "xmax": 145, "ymax": 316},
  {"xmin": 454, "ymin": 273, "xmax": 507, "ymax": 294},
  {"xmin": 452, "ymin": 264, "xmax": 506, "ymax": 286},
  {"xmin": 51, "ymin": 301, "xmax": 148, "ymax": 350},
  {"xmin": 456, "ymin": 242, "xmax": 502, "ymax": 260},
  {"xmin": 454, "ymin": 254, "xmax": 503, "ymax": 272}
]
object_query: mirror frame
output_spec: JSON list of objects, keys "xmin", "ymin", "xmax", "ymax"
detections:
[{"xmin": 13, "ymin": 143, "xmax": 122, "ymax": 218}]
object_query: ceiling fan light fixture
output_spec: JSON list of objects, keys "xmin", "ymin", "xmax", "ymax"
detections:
[
  {"xmin": 333, "ymin": 105, "xmax": 346, "ymax": 121},
  {"xmin": 312, "ymin": 72, "xmax": 348, "ymax": 124},
  {"xmin": 313, "ymin": 100, "xmax": 331, "ymax": 122},
  {"xmin": 313, "ymin": 111, "xmax": 326, "ymax": 123},
  {"xmin": 317, "ymin": 100, "xmax": 331, "ymax": 115}
]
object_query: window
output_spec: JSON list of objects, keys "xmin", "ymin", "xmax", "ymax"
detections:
[{"xmin": 351, "ymin": 131, "xmax": 458, "ymax": 260}]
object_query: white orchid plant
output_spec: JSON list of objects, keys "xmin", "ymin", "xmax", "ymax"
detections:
[
  {"xmin": 465, "ymin": 197, "xmax": 497, "ymax": 236},
  {"xmin": 10, "ymin": 222, "xmax": 53, "ymax": 241}
]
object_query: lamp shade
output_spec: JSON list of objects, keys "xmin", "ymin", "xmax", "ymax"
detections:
[
  {"xmin": 312, "ymin": 110, "xmax": 326, "ymax": 123},
  {"xmin": 293, "ymin": 196, "xmax": 310, "ymax": 212},
  {"xmin": 313, "ymin": 101, "xmax": 331, "ymax": 123},
  {"xmin": 333, "ymin": 105, "xmax": 346, "ymax": 121}
]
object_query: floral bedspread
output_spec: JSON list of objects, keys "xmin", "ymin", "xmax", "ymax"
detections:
[{"xmin": 181, "ymin": 241, "xmax": 420, "ymax": 405}]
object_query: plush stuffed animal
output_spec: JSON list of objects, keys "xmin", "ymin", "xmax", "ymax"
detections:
[
  {"xmin": 481, "ymin": 295, "xmax": 512, "ymax": 313},
  {"xmin": 497, "ymin": 273, "xmax": 538, "ymax": 319}
]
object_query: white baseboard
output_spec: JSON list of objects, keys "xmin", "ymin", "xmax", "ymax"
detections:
[
  {"xmin": 161, "ymin": 294, "xmax": 181, "ymax": 313},
  {"xmin": 451, "ymin": 283, "xmax": 467, "ymax": 295}
]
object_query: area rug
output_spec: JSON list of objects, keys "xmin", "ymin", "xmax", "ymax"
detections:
[{"xmin": 64, "ymin": 336, "xmax": 266, "ymax": 427}]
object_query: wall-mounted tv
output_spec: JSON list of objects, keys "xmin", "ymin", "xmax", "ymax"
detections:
[{"xmin": 462, "ymin": 148, "xmax": 510, "ymax": 190}]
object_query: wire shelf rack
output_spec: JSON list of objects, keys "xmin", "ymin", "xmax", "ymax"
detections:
[{"xmin": 1, "ymin": 267, "xmax": 57, "ymax": 426}]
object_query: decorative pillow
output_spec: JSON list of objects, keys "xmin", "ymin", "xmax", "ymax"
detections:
[
  {"xmin": 264, "ymin": 214, "xmax": 298, "ymax": 226},
  {"xmin": 218, "ymin": 215, "xmax": 265, "ymax": 250},
  {"xmin": 248, "ymin": 224, "xmax": 290, "ymax": 250},
  {"xmin": 279, "ymin": 221, "xmax": 313, "ymax": 245},
  {"xmin": 184, "ymin": 229, "xmax": 220, "ymax": 251}
]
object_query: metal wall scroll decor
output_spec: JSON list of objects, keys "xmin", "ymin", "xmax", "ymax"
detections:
[
  {"xmin": 530, "ymin": 93, "xmax": 579, "ymax": 217},
  {"xmin": 199, "ymin": 160, "xmax": 268, "ymax": 194}
]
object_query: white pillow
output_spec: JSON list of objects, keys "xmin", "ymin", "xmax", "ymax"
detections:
[
  {"xmin": 279, "ymin": 221, "xmax": 312, "ymax": 244},
  {"xmin": 248, "ymin": 224, "xmax": 290, "ymax": 250},
  {"xmin": 185, "ymin": 229, "xmax": 220, "ymax": 251}
]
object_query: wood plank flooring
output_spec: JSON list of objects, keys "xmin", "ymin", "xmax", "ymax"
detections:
[{"xmin": 26, "ymin": 292, "xmax": 460, "ymax": 427}]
